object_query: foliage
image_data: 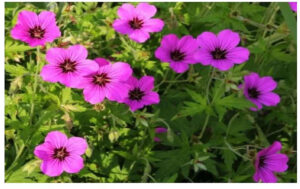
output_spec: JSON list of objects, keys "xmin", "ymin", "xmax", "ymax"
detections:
[{"xmin": 5, "ymin": 2, "xmax": 297, "ymax": 183}]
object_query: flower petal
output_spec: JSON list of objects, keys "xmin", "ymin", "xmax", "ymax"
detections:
[
  {"xmin": 66, "ymin": 137, "xmax": 88, "ymax": 156},
  {"xmin": 265, "ymin": 154, "xmax": 289, "ymax": 172},
  {"xmin": 160, "ymin": 34, "xmax": 179, "ymax": 51},
  {"xmin": 253, "ymin": 168, "xmax": 277, "ymax": 183},
  {"xmin": 211, "ymin": 60, "xmax": 234, "ymax": 71},
  {"xmin": 113, "ymin": 19, "xmax": 133, "ymax": 34},
  {"xmin": 264, "ymin": 141, "xmax": 282, "ymax": 155},
  {"xmin": 155, "ymin": 47, "xmax": 171, "ymax": 62},
  {"xmin": 63, "ymin": 155, "xmax": 84, "ymax": 174},
  {"xmin": 257, "ymin": 76, "xmax": 277, "ymax": 92},
  {"xmin": 41, "ymin": 159, "xmax": 64, "ymax": 177},
  {"xmin": 244, "ymin": 72, "xmax": 260, "ymax": 89},
  {"xmin": 129, "ymin": 30, "xmax": 150, "ymax": 43},
  {"xmin": 83, "ymin": 85, "xmax": 106, "ymax": 104},
  {"xmin": 139, "ymin": 76, "xmax": 154, "ymax": 91},
  {"xmin": 226, "ymin": 47, "xmax": 250, "ymax": 64},
  {"xmin": 117, "ymin": 3, "xmax": 135, "ymax": 20},
  {"xmin": 38, "ymin": 11, "xmax": 57, "ymax": 29},
  {"xmin": 136, "ymin": 3, "xmax": 157, "ymax": 19},
  {"xmin": 106, "ymin": 82, "xmax": 129, "ymax": 102},
  {"xmin": 194, "ymin": 49, "xmax": 213, "ymax": 66},
  {"xmin": 217, "ymin": 29, "xmax": 240, "ymax": 50},
  {"xmin": 94, "ymin": 58, "xmax": 110, "ymax": 67},
  {"xmin": 142, "ymin": 18, "xmax": 164, "ymax": 32},
  {"xmin": 17, "ymin": 10, "xmax": 39, "ymax": 29},
  {"xmin": 258, "ymin": 92, "xmax": 280, "ymax": 106},
  {"xmin": 34, "ymin": 143, "xmax": 54, "ymax": 161},
  {"xmin": 67, "ymin": 45, "xmax": 88, "ymax": 62},
  {"xmin": 177, "ymin": 35, "xmax": 198, "ymax": 54},
  {"xmin": 110, "ymin": 62, "xmax": 133, "ymax": 81},
  {"xmin": 196, "ymin": 31, "xmax": 218, "ymax": 51},
  {"xmin": 169, "ymin": 62, "xmax": 189, "ymax": 73},
  {"xmin": 40, "ymin": 64, "xmax": 63, "ymax": 83},
  {"xmin": 45, "ymin": 131, "xmax": 68, "ymax": 148},
  {"xmin": 143, "ymin": 91, "xmax": 160, "ymax": 105}
]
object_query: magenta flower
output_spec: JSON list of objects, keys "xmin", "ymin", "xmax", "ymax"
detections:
[
  {"xmin": 154, "ymin": 127, "xmax": 168, "ymax": 142},
  {"xmin": 289, "ymin": 2, "xmax": 297, "ymax": 12},
  {"xmin": 122, "ymin": 76, "xmax": 160, "ymax": 111},
  {"xmin": 194, "ymin": 29, "xmax": 250, "ymax": 71},
  {"xmin": 240, "ymin": 72, "xmax": 280, "ymax": 111},
  {"xmin": 40, "ymin": 45, "xmax": 98, "ymax": 88},
  {"xmin": 113, "ymin": 3, "xmax": 164, "ymax": 43},
  {"xmin": 11, "ymin": 10, "xmax": 61, "ymax": 47},
  {"xmin": 34, "ymin": 131, "xmax": 88, "ymax": 177},
  {"xmin": 253, "ymin": 141, "xmax": 289, "ymax": 183},
  {"xmin": 155, "ymin": 127, "xmax": 168, "ymax": 133},
  {"xmin": 77, "ymin": 61, "xmax": 133, "ymax": 104},
  {"xmin": 155, "ymin": 34, "xmax": 199, "ymax": 73}
]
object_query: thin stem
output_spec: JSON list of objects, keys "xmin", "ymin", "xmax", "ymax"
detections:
[
  {"xmin": 205, "ymin": 67, "xmax": 215, "ymax": 104},
  {"xmin": 198, "ymin": 114, "xmax": 210, "ymax": 140},
  {"xmin": 29, "ymin": 46, "xmax": 41, "ymax": 126}
]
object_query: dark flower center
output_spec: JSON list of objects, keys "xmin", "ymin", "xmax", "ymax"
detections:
[
  {"xmin": 248, "ymin": 87, "xmax": 260, "ymax": 99},
  {"xmin": 60, "ymin": 59, "xmax": 77, "ymax": 73},
  {"xmin": 53, "ymin": 147, "xmax": 69, "ymax": 161},
  {"xmin": 211, "ymin": 48, "xmax": 227, "ymax": 60},
  {"xmin": 258, "ymin": 155, "xmax": 266, "ymax": 168},
  {"xmin": 93, "ymin": 73, "xmax": 111, "ymax": 87},
  {"xmin": 129, "ymin": 17, "xmax": 144, "ymax": 29},
  {"xmin": 29, "ymin": 26, "xmax": 45, "ymax": 39},
  {"xmin": 129, "ymin": 87, "xmax": 145, "ymax": 101},
  {"xmin": 170, "ymin": 49, "xmax": 185, "ymax": 61}
]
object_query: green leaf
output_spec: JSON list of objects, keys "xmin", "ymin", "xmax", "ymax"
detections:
[
  {"xmin": 216, "ymin": 95, "xmax": 254, "ymax": 110},
  {"xmin": 221, "ymin": 149, "xmax": 237, "ymax": 171},
  {"xmin": 5, "ymin": 64, "xmax": 27, "ymax": 77},
  {"xmin": 278, "ymin": 2, "xmax": 297, "ymax": 41}
]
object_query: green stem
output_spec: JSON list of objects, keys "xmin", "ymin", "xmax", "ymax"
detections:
[
  {"xmin": 205, "ymin": 67, "xmax": 215, "ymax": 104},
  {"xmin": 198, "ymin": 114, "xmax": 210, "ymax": 140},
  {"xmin": 29, "ymin": 46, "xmax": 41, "ymax": 126}
]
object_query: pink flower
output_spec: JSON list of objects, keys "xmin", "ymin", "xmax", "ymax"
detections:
[
  {"xmin": 240, "ymin": 72, "xmax": 280, "ymax": 111},
  {"xmin": 113, "ymin": 3, "xmax": 164, "ymax": 43},
  {"xmin": 154, "ymin": 127, "xmax": 168, "ymax": 142},
  {"xmin": 122, "ymin": 76, "xmax": 160, "ymax": 111},
  {"xmin": 40, "ymin": 45, "xmax": 98, "ymax": 88},
  {"xmin": 77, "ymin": 60, "xmax": 133, "ymax": 104},
  {"xmin": 289, "ymin": 2, "xmax": 297, "ymax": 12},
  {"xmin": 155, "ymin": 127, "xmax": 168, "ymax": 133},
  {"xmin": 253, "ymin": 141, "xmax": 289, "ymax": 183},
  {"xmin": 195, "ymin": 29, "xmax": 250, "ymax": 71},
  {"xmin": 11, "ymin": 10, "xmax": 61, "ymax": 47},
  {"xmin": 155, "ymin": 34, "xmax": 199, "ymax": 73},
  {"xmin": 34, "ymin": 131, "xmax": 88, "ymax": 177}
]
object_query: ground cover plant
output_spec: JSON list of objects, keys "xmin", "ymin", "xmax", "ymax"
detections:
[{"xmin": 4, "ymin": 2, "xmax": 297, "ymax": 183}]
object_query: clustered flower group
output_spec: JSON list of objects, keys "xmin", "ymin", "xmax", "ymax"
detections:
[{"xmin": 10, "ymin": 2, "xmax": 293, "ymax": 182}]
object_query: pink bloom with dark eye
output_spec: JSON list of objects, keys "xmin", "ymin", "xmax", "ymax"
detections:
[
  {"xmin": 122, "ymin": 76, "xmax": 160, "ymax": 111},
  {"xmin": 240, "ymin": 72, "xmax": 280, "ymax": 111},
  {"xmin": 253, "ymin": 141, "xmax": 289, "ymax": 183},
  {"xmin": 11, "ymin": 10, "xmax": 61, "ymax": 47},
  {"xmin": 113, "ymin": 3, "xmax": 164, "ymax": 43},
  {"xmin": 289, "ymin": 2, "xmax": 297, "ymax": 12},
  {"xmin": 155, "ymin": 34, "xmax": 199, "ymax": 73},
  {"xmin": 40, "ymin": 45, "xmax": 98, "ymax": 88},
  {"xmin": 34, "ymin": 131, "xmax": 88, "ymax": 177},
  {"xmin": 77, "ymin": 60, "xmax": 133, "ymax": 104},
  {"xmin": 195, "ymin": 29, "xmax": 250, "ymax": 71}
]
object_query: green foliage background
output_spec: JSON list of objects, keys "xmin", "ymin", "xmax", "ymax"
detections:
[{"xmin": 5, "ymin": 2, "xmax": 297, "ymax": 183}]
